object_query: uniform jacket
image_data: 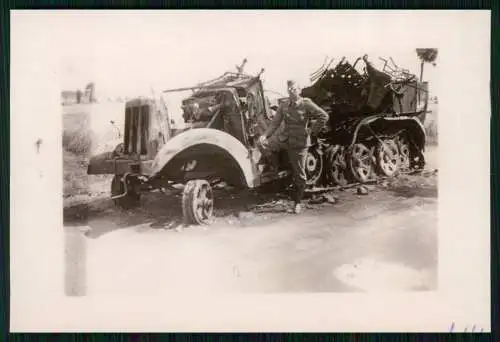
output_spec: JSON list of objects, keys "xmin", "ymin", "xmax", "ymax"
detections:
[{"xmin": 264, "ymin": 97, "xmax": 329, "ymax": 148}]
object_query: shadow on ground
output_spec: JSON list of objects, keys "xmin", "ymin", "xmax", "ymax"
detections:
[
  {"xmin": 64, "ymin": 180, "xmax": 298, "ymax": 239},
  {"xmin": 389, "ymin": 185, "xmax": 438, "ymax": 198},
  {"xmin": 64, "ymin": 172, "xmax": 438, "ymax": 239},
  {"xmin": 385, "ymin": 171, "xmax": 438, "ymax": 199}
]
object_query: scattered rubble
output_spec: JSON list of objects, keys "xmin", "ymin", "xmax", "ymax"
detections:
[
  {"xmin": 357, "ymin": 186, "xmax": 369, "ymax": 195},
  {"xmin": 379, "ymin": 180, "xmax": 390, "ymax": 188},
  {"xmin": 309, "ymin": 193, "xmax": 338, "ymax": 205}
]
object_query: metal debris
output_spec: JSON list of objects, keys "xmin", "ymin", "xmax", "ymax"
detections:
[{"xmin": 357, "ymin": 186, "xmax": 369, "ymax": 195}]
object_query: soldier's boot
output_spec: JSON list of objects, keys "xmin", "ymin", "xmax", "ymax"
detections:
[{"xmin": 293, "ymin": 202, "xmax": 302, "ymax": 214}]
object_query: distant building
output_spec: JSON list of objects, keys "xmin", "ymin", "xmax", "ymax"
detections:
[
  {"xmin": 61, "ymin": 90, "xmax": 78, "ymax": 105},
  {"xmin": 61, "ymin": 89, "xmax": 91, "ymax": 106}
]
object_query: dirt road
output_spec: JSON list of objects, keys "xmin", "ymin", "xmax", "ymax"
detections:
[{"xmin": 65, "ymin": 147, "xmax": 438, "ymax": 295}]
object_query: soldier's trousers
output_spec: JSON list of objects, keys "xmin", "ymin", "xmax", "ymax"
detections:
[
  {"xmin": 286, "ymin": 146, "xmax": 308, "ymax": 204},
  {"xmin": 258, "ymin": 135, "xmax": 308, "ymax": 204}
]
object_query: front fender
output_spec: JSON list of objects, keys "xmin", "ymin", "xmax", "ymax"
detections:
[{"xmin": 148, "ymin": 128, "xmax": 257, "ymax": 188}]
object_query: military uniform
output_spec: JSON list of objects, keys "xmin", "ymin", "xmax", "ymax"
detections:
[{"xmin": 260, "ymin": 96, "xmax": 329, "ymax": 205}]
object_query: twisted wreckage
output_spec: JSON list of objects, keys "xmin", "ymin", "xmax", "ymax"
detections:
[{"xmin": 87, "ymin": 56, "xmax": 430, "ymax": 224}]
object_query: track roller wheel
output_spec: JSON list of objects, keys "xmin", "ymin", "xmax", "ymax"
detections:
[
  {"xmin": 346, "ymin": 143, "xmax": 374, "ymax": 183},
  {"xmin": 325, "ymin": 145, "xmax": 348, "ymax": 186},
  {"xmin": 375, "ymin": 138, "xmax": 401, "ymax": 177},
  {"xmin": 396, "ymin": 134, "xmax": 411, "ymax": 171},
  {"xmin": 305, "ymin": 147, "xmax": 324, "ymax": 186}
]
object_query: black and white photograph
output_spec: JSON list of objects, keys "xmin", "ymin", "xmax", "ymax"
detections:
[{"xmin": 10, "ymin": 10, "xmax": 490, "ymax": 332}]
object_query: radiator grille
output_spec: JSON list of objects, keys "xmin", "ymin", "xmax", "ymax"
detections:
[{"xmin": 124, "ymin": 105, "xmax": 150, "ymax": 155}]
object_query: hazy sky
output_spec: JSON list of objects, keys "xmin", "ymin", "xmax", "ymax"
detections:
[{"xmin": 53, "ymin": 10, "xmax": 439, "ymax": 101}]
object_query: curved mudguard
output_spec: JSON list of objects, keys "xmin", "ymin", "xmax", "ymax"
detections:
[
  {"xmin": 148, "ymin": 128, "xmax": 258, "ymax": 188},
  {"xmin": 351, "ymin": 114, "xmax": 427, "ymax": 149}
]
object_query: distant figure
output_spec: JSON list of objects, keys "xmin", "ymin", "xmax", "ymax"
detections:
[
  {"xmin": 76, "ymin": 89, "xmax": 82, "ymax": 104},
  {"xmin": 85, "ymin": 82, "xmax": 95, "ymax": 103}
]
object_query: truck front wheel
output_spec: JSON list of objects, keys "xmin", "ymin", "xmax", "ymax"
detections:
[{"xmin": 182, "ymin": 179, "xmax": 214, "ymax": 225}]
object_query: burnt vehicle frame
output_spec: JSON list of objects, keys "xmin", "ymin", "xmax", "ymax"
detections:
[{"xmin": 301, "ymin": 54, "xmax": 430, "ymax": 186}]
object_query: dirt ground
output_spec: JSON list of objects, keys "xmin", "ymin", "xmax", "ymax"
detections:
[{"xmin": 64, "ymin": 146, "xmax": 438, "ymax": 295}]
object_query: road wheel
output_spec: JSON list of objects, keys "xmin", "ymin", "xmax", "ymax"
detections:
[
  {"xmin": 346, "ymin": 143, "xmax": 373, "ymax": 183},
  {"xmin": 411, "ymin": 151, "xmax": 426, "ymax": 171},
  {"xmin": 325, "ymin": 145, "xmax": 348, "ymax": 186},
  {"xmin": 375, "ymin": 138, "xmax": 400, "ymax": 177},
  {"xmin": 398, "ymin": 133, "xmax": 426, "ymax": 171},
  {"xmin": 182, "ymin": 179, "xmax": 214, "ymax": 225},
  {"xmin": 396, "ymin": 134, "xmax": 411, "ymax": 171},
  {"xmin": 111, "ymin": 175, "xmax": 140, "ymax": 209},
  {"xmin": 305, "ymin": 147, "xmax": 323, "ymax": 186}
]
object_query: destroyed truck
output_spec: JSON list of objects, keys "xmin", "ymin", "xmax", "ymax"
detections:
[
  {"xmin": 301, "ymin": 54, "xmax": 430, "ymax": 186},
  {"xmin": 87, "ymin": 60, "xmax": 324, "ymax": 224}
]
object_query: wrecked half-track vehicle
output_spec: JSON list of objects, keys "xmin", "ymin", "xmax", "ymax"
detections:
[
  {"xmin": 87, "ymin": 60, "xmax": 322, "ymax": 224},
  {"xmin": 301, "ymin": 54, "xmax": 429, "ymax": 186}
]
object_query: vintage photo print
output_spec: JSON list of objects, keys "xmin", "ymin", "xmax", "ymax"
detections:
[{"xmin": 10, "ymin": 10, "xmax": 491, "ymax": 332}]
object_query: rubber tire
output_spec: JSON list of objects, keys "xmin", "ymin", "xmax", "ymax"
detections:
[
  {"xmin": 111, "ymin": 175, "xmax": 140, "ymax": 209},
  {"xmin": 182, "ymin": 179, "xmax": 214, "ymax": 225}
]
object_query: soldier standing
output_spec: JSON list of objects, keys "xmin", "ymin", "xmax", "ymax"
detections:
[{"xmin": 259, "ymin": 80, "xmax": 329, "ymax": 214}]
